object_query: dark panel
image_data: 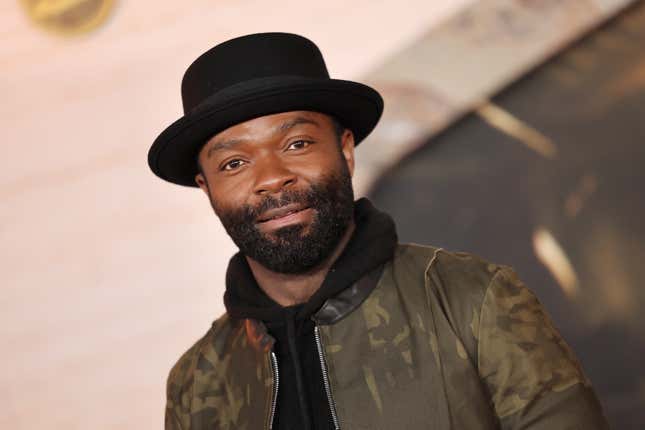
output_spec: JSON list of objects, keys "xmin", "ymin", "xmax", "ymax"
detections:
[{"xmin": 370, "ymin": 4, "xmax": 645, "ymax": 428}]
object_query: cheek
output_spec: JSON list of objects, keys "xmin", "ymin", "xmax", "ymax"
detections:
[
  {"xmin": 207, "ymin": 179, "xmax": 254, "ymax": 212},
  {"xmin": 293, "ymin": 151, "xmax": 347, "ymax": 182}
]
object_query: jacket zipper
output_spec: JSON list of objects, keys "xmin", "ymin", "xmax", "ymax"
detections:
[
  {"xmin": 314, "ymin": 325, "xmax": 341, "ymax": 430},
  {"xmin": 268, "ymin": 351, "xmax": 279, "ymax": 430}
]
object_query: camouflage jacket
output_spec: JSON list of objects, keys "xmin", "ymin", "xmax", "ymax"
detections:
[{"xmin": 165, "ymin": 244, "xmax": 609, "ymax": 429}]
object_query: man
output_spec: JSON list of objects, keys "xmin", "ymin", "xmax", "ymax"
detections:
[{"xmin": 149, "ymin": 33, "xmax": 608, "ymax": 429}]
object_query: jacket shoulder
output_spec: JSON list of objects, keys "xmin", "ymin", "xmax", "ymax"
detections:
[
  {"xmin": 167, "ymin": 313, "xmax": 233, "ymax": 384},
  {"xmin": 395, "ymin": 242, "xmax": 499, "ymax": 293},
  {"xmin": 165, "ymin": 313, "xmax": 237, "ymax": 427},
  {"xmin": 394, "ymin": 243, "xmax": 501, "ymax": 359},
  {"xmin": 392, "ymin": 244, "xmax": 607, "ymax": 426}
]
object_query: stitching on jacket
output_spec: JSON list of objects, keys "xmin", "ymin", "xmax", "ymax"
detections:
[
  {"xmin": 476, "ymin": 267, "xmax": 502, "ymax": 384},
  {"xmin": 422, "ymin": 246, "xmax": 457, "ymax": 428}
]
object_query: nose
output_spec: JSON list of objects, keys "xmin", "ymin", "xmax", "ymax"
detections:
[{"xmin": 252, "ymin": 155, "xmax": 297, "ymax": 196}]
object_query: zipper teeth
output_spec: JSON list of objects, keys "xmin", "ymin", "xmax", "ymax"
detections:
[
  {"xmin": 269, "ymin": 351, "xmax": 279, "ymax": 430},
  {"xmin": 314, "ymin": 326, "xmax": 341, "ymax": 430}
]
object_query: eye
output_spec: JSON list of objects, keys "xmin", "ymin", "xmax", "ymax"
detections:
[
  {"xmin": 221, "ymin": 159, "xmax": 246, "ymax": 171},
  {"xmin": 286, "ymin": 140, "xmax": 311, "ymax": 151}
]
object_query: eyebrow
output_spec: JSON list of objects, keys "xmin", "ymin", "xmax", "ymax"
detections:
[
  {"xmin": 205, "ymin": 116, "xmax": 321, "ymax": 158},
  {"xmin": 277, "ymin": 116, "xmax": 320, "ymax": 132},
  {"xmin": 206, "ymin": 138, "xmax": 245, "ymax": 159}
]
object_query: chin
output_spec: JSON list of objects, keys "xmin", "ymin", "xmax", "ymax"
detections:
[{"xmin": 266, "ymin": 223, "xmax": 310, "ymax": 240}]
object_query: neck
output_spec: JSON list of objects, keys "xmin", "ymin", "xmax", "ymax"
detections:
[{"xmin": 246, "ymin": 220, "xmax": 356, "ymax": 307}]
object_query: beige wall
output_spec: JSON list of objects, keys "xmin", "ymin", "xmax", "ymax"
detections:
[{"xmin": 0, "ymin": 1, "xmax": 470, "ymax": 428}]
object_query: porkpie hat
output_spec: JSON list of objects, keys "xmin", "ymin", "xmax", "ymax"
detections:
[{"xmin": 148, "ymin": 32, "xmax": 384, "ymax": 186}]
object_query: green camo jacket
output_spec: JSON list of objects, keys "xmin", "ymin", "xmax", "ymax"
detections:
[{"xmin": 165, "ymin": 244, "xmax": 609, "ymax": 429}]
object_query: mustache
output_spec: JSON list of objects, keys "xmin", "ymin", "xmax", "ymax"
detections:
[{"xmin": 241, "ymin": 189, "xmax": 316, "ymax": 222}]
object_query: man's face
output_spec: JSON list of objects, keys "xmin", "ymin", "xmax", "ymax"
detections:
[{"xmin": 195, "ymin": 111, "xmax": 356, "ymax": 274}]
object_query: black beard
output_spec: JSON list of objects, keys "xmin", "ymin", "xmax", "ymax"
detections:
[{"xmin": 213, "ymin": 165, "xmax": 354, "ymax": 274}]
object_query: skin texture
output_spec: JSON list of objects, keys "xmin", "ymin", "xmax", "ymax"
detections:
[{"xmin": 195, "ymin": 111, "xmax": 357, "ymax": 306}]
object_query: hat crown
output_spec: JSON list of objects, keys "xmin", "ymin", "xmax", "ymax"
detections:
[{"xmin": 181, "ymin": 32, "xmax": 329, "ymax": 113}]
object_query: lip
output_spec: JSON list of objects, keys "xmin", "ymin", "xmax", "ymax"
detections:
[
  {"xmin": 257, "ymin": 203, "xmax": 309, "ymax": 223},
  {"xmin": 256, "ymin": 204, "xmax": 313, "ymax": 231}
]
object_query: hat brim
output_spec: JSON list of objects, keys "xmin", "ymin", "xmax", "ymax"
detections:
[{"xmin": 148, "ymin": 76, "xmax": 383, "ymax": 187}]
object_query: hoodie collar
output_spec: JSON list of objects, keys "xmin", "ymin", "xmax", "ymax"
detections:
[{"xmin": 223, "ymin": 198, "xmax": 397, "ymax": 322}]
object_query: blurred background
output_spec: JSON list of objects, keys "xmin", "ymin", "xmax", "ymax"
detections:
[{"xmin": 2, "ymin": 0, "xmax": 643, "ymax": 428}]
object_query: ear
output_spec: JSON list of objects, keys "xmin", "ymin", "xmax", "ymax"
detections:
[
  {"xmin": 340, "ymin": 129, "xmax": 356, "ymax": 177},
  {"xmin": 195, "ymin": 172, "xmax": 210, "ymax": 195}
]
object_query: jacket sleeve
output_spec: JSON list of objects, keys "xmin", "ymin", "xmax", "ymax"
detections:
[
  {"xmin": 477, "ymin": 266, "xmax": 610, "ymax": 429},
  {"xmin": 164, "ymin": 340, "xmax": 203, "ymax": 430},
  {"xmin": 165, "ymin": 363, "xmax": 189, "ymax": 430},
  {"xmin": 165, "ymin": 404, "xmax": 184, "ymax": 430}
]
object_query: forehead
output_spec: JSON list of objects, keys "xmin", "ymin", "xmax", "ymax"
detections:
[{"xmin": 204, "ymin": 110, "xmax": 332, "ymax": 147}]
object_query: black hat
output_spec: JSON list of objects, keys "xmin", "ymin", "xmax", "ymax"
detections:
[{"xmin": 148, "ymin": 32, "xmax": 384, "ymax": 187}]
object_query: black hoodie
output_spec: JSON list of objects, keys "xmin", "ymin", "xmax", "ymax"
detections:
[{"xmin": 223, "ymin": 199, "xmax": 398, "ymax": 430}]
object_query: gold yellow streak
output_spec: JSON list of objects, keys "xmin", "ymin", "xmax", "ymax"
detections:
[
  {"xmin": 532, "ymin": 227, "xmax": 580, "ymax": 299},
  {"xmin": 32, "ymin": 0, "xmax": 90, "ymax": 20},
  {"xmin": 477, "ymin": 102, "xmax": 558, "ymax": 159}
]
